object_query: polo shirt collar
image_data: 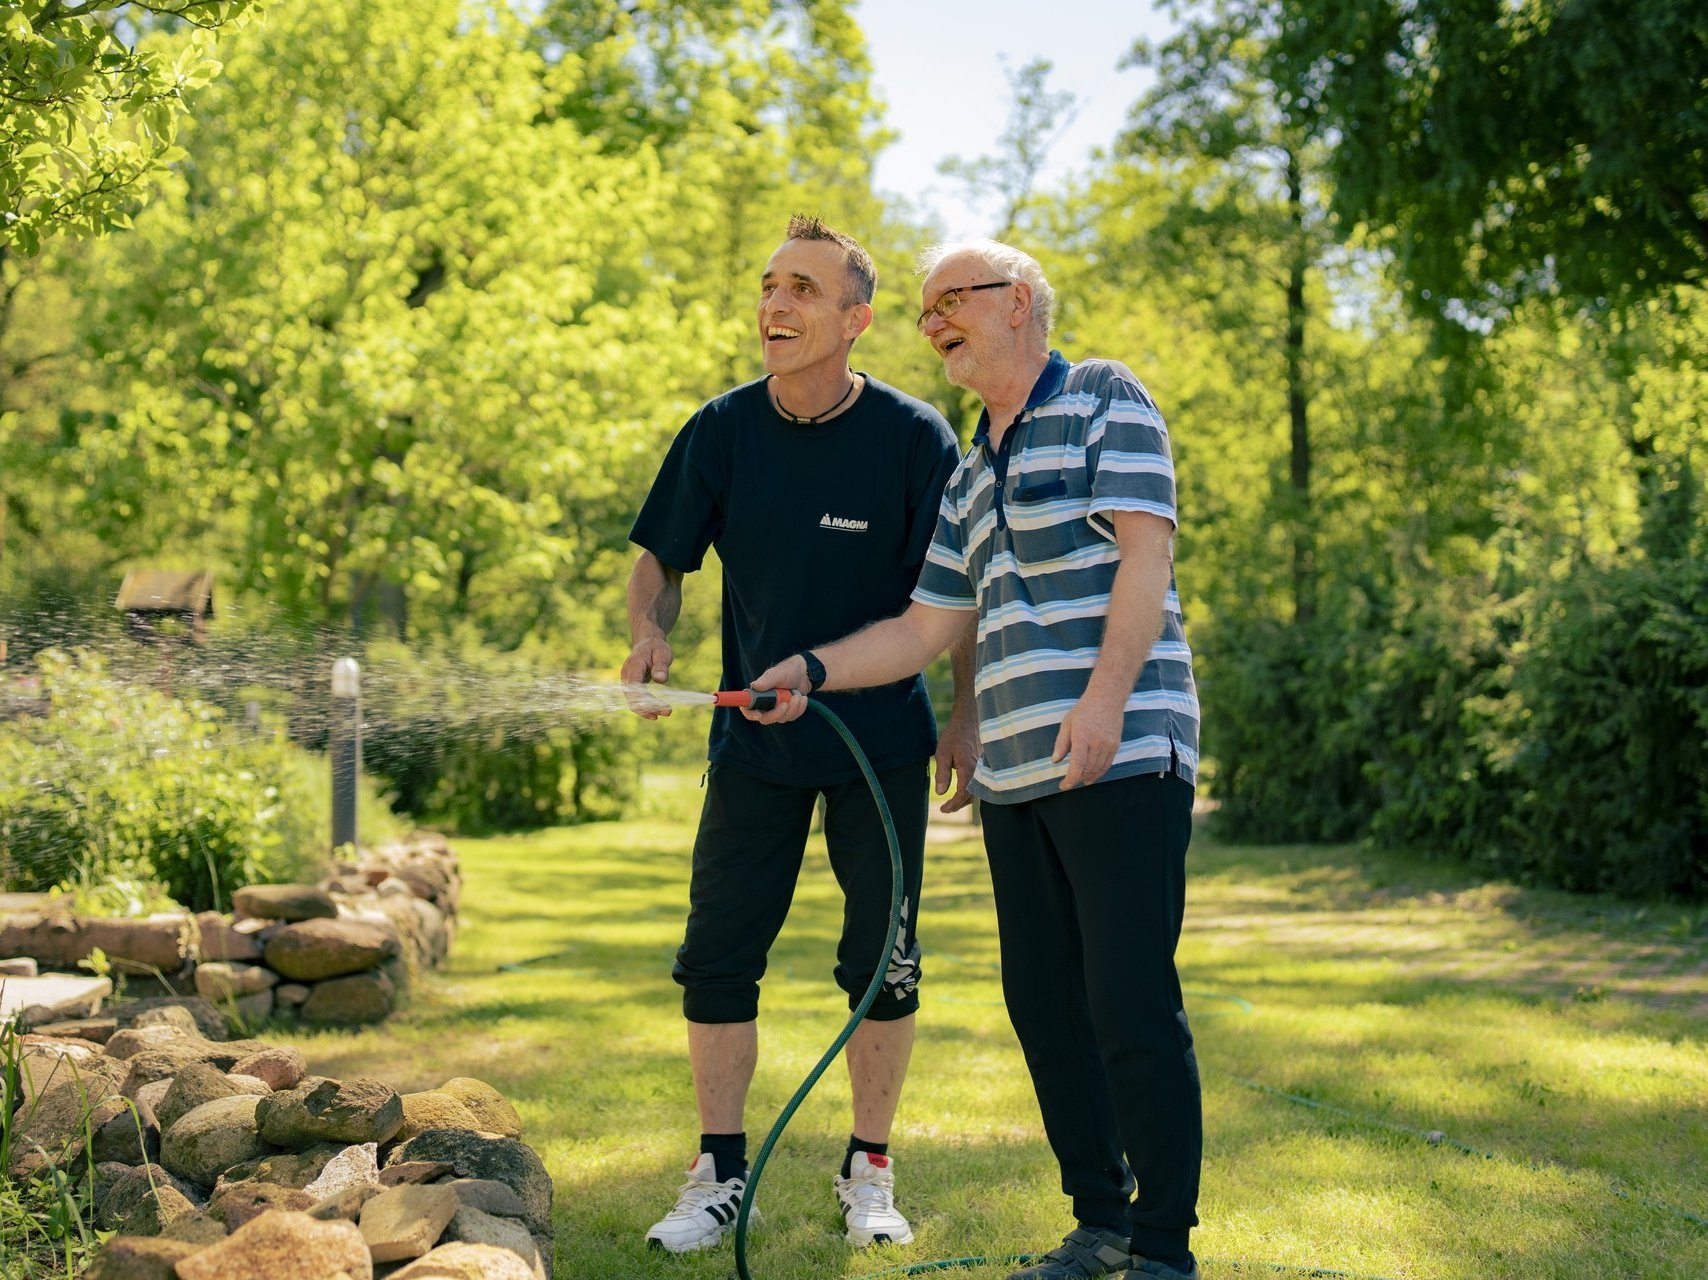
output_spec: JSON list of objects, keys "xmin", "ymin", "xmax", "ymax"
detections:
[{"xmin": 972, "ymin": 350, "xmax": 1071, "ymax": 446}]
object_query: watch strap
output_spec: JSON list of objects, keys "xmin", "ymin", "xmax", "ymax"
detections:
[{"xmin": 799, "ymin": 650, "xmax": 827, "ymax": 693}]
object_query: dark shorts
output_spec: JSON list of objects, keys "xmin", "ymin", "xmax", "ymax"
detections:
[{"xmin": 672, "ymin": 759, "xmax": 928, "ymax": 1024}]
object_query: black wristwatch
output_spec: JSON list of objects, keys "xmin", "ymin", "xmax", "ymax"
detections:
[{"xmin": 799, "ymin": 650, "xmax": 827, "ymax": 693}]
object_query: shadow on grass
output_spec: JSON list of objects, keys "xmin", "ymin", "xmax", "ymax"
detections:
[{"xmin": 284, "ymin": 811, "xmax": 1708, "ymax": 1280}]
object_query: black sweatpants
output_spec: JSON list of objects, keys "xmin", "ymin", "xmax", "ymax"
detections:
[
  {"xmin": 672, "ymin": 760, "xmax": 928, "ymax": 1025},
  {"xmin": 980, "ymin": 771, "xmax": 1200, "ymax": 1263}
]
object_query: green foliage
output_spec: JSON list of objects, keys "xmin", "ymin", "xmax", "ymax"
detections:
[
  {"xmin": 0, "ymin": 648, "xmax": 321, "ymax": 910},
  {"xmin": 0, "ymin": 1017, "xmax": 107, "ymax": 1278},
  {"xmin": 1507, "ymin": 503, "xmax": 1708, "ymax": 898},
  {"xmin": 357, "ymin": 635, "xmax": 641, "ymax": 833},
  {"xmin": 0, "ymin": 0, "xmax": 256, "ymax": 254},
  {"xmin": 1272, "ymin": 0, "xmax": 1708, "ymax": 313}
]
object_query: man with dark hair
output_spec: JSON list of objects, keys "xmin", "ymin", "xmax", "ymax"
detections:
[
  {"xmin": 622, "ymin": 216, "xmax": 974, "ymax": 1253},
  {"xmin": 750, "ymin": 237, "xmax": 1204, "ymax": 1280}
]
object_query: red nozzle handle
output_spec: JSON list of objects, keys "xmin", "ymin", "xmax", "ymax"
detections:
[{"xmin": 712, "ymin": 687, "xmax": 796, "ymax": 711}]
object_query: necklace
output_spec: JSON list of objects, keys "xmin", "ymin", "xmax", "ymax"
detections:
[{"xmin": 771, "ymin": 373, "xmax": 857, "ymax": 425}]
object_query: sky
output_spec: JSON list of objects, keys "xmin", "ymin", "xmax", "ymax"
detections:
[{"xmin": 850, "ymin": 0, "xmax": 1176, "ymax": 238}]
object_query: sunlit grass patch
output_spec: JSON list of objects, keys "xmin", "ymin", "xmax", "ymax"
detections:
[{"xmin": 284, "ymin": 787, "xmax": 1708, "ymax": 1280}]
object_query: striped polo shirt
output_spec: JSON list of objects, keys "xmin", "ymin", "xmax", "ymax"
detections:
[{"xmin": 912, "ymin": 350, "xmax": 1199, "ymax": 804}]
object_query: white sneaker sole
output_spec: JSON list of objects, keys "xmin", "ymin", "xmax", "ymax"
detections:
[
  {"xmin": 646, "ymin": 1207, "xmax": 759, "ymax": 1253},
  {"xmin": 647, "ymin": 1231, "xmax": 728, "ymax": 1254},
  {"xmin": 845, "ymin": 1221, "xmax": 915, "ymax": 1247}
]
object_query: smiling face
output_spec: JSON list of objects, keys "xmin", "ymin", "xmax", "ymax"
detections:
[
  {"xmin": 918, "ymin": 251, "xmax": 1023, "ymax": 393},
  {"xmin": 757, "ymin": 238, "xmax": 871, "ymax": 379}
]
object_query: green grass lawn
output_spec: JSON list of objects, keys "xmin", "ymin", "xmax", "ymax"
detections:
[{"xmin": 289, "ymin": 771, "xmax": 1708, "ymax": 1280}]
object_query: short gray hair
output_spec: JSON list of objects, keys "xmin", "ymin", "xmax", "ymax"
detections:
[{"xmin": 917, "ymin": 238, "xmax": 1055, "ymax": 338}]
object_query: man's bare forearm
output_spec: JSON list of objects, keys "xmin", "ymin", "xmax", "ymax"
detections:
[
  {"xmin": 628, "ymin": 551, "xmax": 683, "ymax": 645},
  {"xmin": 816, "ymin": 602, "xmax": 972, "ymax": 692}
]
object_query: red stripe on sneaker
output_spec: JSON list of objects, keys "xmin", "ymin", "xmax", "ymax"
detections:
[{"xmin": 867, "ymin": 1154, "xmax": 889, "ymax": 1168}]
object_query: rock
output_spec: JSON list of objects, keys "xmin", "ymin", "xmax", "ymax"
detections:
[
  {"xmin": 114, "ymin": 997, "xmax": 228, "ymax": 1040},
  {"xmin": 388, "ymin": 1242, "xmax": 536, "ymax": 1280},
  {"xmin": 438, "ymin": 1078, "xmax": 521, "ymax": 1138},
  {"xmin": 275, "ymin": 983, "xmax": 312, "ymax": 1007},
  {"xmin": 16, "ymin": 1041, "xmax": 126, "ymax": 1106},
  {"xmin": 133, "ymin": 1078, "xmax": 173, "ymax": 1118},
  {"xmin": 0, "ymin": 912, "xmax": 190, "ymax": 974},
  {"xmin": 174, "ymin": 1210, "xmax": 372, "ymax": 1280},
  {"xmin": 90, "ymin": 1097, "xmax": 160, "ymax": 1165},
  {"xmin": 440, "ymin": 1204, "xmax": 546, "ymax": 1279},
  {"xmin": 119, "ymin": 1036, "xmax": 272, "ymax": 1095},
  {"xmin": 159, "ymin": 1095, "xmax": 271, "ymax": 1188},
  {"xmin": 193, "ymin": 962, "xmax": 279, "ymax": 1000},
  {"xmin": 230, "ymin": 988, "xmax": 275, "ymax": 1024},
  {"xmin": 394, "ymin": 1091, "xmax": 481, "ymax": 1144},
  {"xmin": 157, "ymin": 1062, "xmax": 269, "ymax": 1134},
  {"xmin": 299, "ymin": 970, "xmax": 396, "ymax": 1026},
  {"xmin": 7, "ymin": 1074, "xmax": 123, "ymax": 1176},
  {"xmin": 193, "ymin": 911, "xmax": 263, "ymax": 962},
  {"xmin": 2, "ymin": 972, "xmax": 113, "ymax": 1025},
  {"xmin": 359, "ymin": 1183, "xmax": 460, "ymax": 1263},
  {"xmin": 31, "ymin": 1015, "xmax": 116, "ymax": 1043},
  {"xmin": 94, "ymin": 1163, "xmax": 204, "ymax": 1234},
  {"xmin": 265, "ymin": 918, "xmax": 400, "ymax": 982},
  {"xmin": 379, "ymin": 1161, "xmax": 454, "ymax": 1187},
  {"xmin": 207, "ymin": 1179, "xmax": 315, "ymax": 1230},
  {"xmin": 385, "ymin": 1131, "xmax": 551, "ymax": 1236},
  {"xmin": 440, "ymin": 1178, "xmax": 528, "ymax": 1220},
  {"xmin": 230, "ymin": 1046, "xmax": 306, "ymax": 1091},
  {"xmin": 0, "ymin": 956, "xmax": 39, "ymax": 976},
  {"xmin": 303, "ymin": 1142, "xmax": 380, "ymax": 1199},
  {"xmin": 233, "ymin": 883, "xmax": 340, "ymax": 921},
  {"xmin": 256, "ymin": 1077, "xmax": 404, "ymax": 1147},
  {"xmin": 157, "ymin": 1211, "xmax": 230, "ymax": 1244},
  {"xmin": 83, "ymin": 1236, "xmax": 206, "ymax": 1279},
  {"xmin": 104, "ymin": 1024, "xmax": 192, "ymax": 1061},
  {"xmin": 308, "ymin": 1181, "xmax": 380, "ymax": 1222},
  {"xmin": 216, "ymin": 1143, "xmax": 346, "ymax": 1191}
]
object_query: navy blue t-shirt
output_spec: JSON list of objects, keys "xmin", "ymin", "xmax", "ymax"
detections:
[{"xmin": 630, "ymin": 374, "xmax": 960, "ymax": 786}]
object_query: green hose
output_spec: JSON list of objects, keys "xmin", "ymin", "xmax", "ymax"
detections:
[
  {"xmin": 733, "ymin": 697, "xmax": 906, "ymax": 1280},
  {"xmin": 730, "ymin": 701, "xmax": 1403, "ymax": 1280}
]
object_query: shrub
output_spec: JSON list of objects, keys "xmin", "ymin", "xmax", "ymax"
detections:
[
  {"xmin": 358, "ymin": 637, "xmax": 642, "ymax": 833},
  {"xmin": 0, "ymin": 649, "xmax": 323, "ymax": 911},
  {"xmin": 1505, "ymin": 544, "xmax": 1708, "ymax": 897}
]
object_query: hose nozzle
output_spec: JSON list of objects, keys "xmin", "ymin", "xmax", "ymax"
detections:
[{"xmin": 712, "ymin": 687, "xmax": 796, "ymax": 711}]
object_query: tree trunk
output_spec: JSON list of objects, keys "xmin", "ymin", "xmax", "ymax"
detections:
[{"xmin": 1285, "ymin": 146, "xmax": 1315, "ymax": 626}]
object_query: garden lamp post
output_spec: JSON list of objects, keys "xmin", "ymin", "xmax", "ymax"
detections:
[{"xmin": 331, "ymin": 657, "xmax": 361, "ymax": 852}]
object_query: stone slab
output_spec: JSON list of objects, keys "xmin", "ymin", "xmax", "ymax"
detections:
[{"xmin": 0, "ymin": 973, "xmax": 113, "ymax": 1018}]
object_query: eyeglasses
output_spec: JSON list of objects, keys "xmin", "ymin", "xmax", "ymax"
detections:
[{"xmin": 916, "ymin": 281, "xmax": 1013, "ymax": 332}]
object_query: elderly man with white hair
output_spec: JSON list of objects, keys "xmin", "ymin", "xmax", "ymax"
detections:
[{"xmin": 750, "ymin": 238, "xmax": 1203, "ymax": 1280}]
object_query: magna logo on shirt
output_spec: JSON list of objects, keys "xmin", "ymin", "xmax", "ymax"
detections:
[{"xmin": 820, "ymin": 512, "xmax": 869, "ymax": 532}]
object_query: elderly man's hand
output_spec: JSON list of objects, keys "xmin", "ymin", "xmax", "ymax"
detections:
[
  {"xmin": 743, "ymin": 655, "xmax": 811, "ymax": 725},
  {"xmin": 620, "ymin": 637, "xmax": 674, "ymax": 719},
  {"xmin": 1052, "ymin": 689, "xmax": 1124, "ymax": 789},
  {"xmin": 934, "ymin": 706, "xmax": 980, "ymax": 812}
]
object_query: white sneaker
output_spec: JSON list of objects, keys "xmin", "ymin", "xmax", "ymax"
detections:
[
  {"xmin": 645, "ymin": 1152, "xmax": 759, "ymax": 1253},
  {"xmin": 834, "ymin": 1151, "xmax": 914, "ymax": 1246}
]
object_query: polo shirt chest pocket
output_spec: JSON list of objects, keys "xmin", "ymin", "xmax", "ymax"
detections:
[{"xmin": 1005, "ymin": 468, "xmax": 1090, "ymax": 566}]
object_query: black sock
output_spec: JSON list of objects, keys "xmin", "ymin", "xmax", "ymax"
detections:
[
  {"xmin": 699, "ymin": 1132, "xmax": 747, "ymax": 1184},
  {"xmin": 842, "ymin": 1134, "xmax": 889, "ymax": 1179}
]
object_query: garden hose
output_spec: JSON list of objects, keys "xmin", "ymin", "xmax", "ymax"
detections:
[
  {"xmin": 731, "ymin": 692, "xmax": 904, "ymax": 1280},
  {"xmin": 501, "ymin": 681, "xmax": 1688, "ymax": 1278},
  {"xmin": 727, "ymin": 691, "xmax": 1407, "ymax": 1280}
]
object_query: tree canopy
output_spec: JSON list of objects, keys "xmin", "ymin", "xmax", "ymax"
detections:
[{"xmin": 1, "ymin": 0, "xmax": 255, "ymax": 253}]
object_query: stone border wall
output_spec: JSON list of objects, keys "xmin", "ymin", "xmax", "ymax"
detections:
[
  {"xmin": 7, "ymin": 996, "xmax": 553, "ymax": 1279},
  {"xmin": 0, "ymin": 834, "xmax": 458, "ymax": 1030}
]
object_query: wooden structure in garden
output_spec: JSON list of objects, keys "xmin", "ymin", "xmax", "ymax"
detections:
[{"xmin": 115, "ymin": 568, "xmax": 216, "ymax": 647}]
